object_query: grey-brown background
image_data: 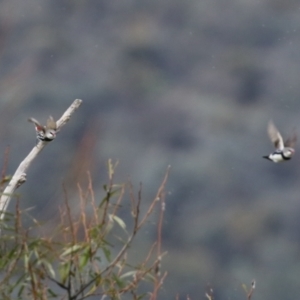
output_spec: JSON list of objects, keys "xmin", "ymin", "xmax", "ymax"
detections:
[{"xmin": 1, "ymin": 0, "xmax": 300, "ymax": 299}]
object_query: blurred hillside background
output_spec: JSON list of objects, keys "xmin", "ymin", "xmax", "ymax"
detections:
[{"xmin": 1, "ymin": 0, "xmax": 300, "ymax": 299}]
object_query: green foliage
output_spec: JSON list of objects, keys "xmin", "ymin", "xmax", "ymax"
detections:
[{"xmin": 0, "ymin": 161, "xmax": 169, "ymax": 300}]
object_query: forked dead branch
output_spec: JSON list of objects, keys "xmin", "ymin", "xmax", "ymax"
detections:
[{"xmin": 0, "ymin": 99, "xmax": 83, "ymax": 221}]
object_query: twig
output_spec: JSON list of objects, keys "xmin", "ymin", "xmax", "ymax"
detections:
[
  {"xmin": 71, "ymin": 167, "xmax": 170, "ymax": 300},
  {"xmin": 137, "ymin": 165, "xmax": 170, "ymax": 231},
  {"xmin": 0, "ymin": 99, "xmax": 82, "ymax": 221},
  {"xmin": 247, "ymin": 280, "xmax": 255, "ymax": 300},
  {"xmin": 205, "ymin": 286, "xmax": 214, "ymax": 300}
]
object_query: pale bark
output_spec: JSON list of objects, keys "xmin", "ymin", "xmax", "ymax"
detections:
[{"xmin": 0, "ymin": 99, "xmax": 83, "ymax": 220}]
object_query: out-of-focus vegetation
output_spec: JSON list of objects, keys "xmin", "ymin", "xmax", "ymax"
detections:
[
  {"xmin": 0, "ymin": 161, "xmax": 168, "ymax": 299},
  {"xmin": 0, "ymin": 0, "xmax": 300, "ymax": 299}
]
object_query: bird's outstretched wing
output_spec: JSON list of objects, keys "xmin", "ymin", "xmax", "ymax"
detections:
[
  {"xmin": 28, "ymin": 118, "xmax": 44, "ymax": 132},
  {"xmin": 267, "ymin": 120, "xmax": 284, "ymax": 150},
  {"xmin": 285, "ymin": 131, "xmax": 297, "ymax": 148},
  {"xmin": 46, "ymin": 116, "xmax": 57, "ymax": 130}
]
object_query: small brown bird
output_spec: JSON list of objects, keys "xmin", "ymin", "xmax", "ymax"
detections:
[
  {"xmin": 263, "ymin": 120, "xmax": 297, "ymax": 163},
  {"xmin": 28, "ymin": 116, "xmax": 57, "ymax": 142}
]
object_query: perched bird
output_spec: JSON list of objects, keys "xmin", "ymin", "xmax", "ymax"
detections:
[
  {"xmin": 263, "ymin": 120, "xmax": 296, "ymax": 163},
  {"xmin": 28, "ymin": 116, "xmax": 57, "ymax": 142}
]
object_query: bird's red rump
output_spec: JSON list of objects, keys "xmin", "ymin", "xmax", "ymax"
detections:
[{"xmin": 35, "ymin": 125, "xmax": 44, "ymax": 131}]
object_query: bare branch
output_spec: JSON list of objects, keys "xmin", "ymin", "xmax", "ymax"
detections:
[
  {"xmin": 247, "ymin": 280, "xmax": 256, "ymax": 300},
  {"xmin": 0, "ymin": 99, "xmax": 83, "ymax": 221},
  {"xmin": 71, "ymin": 167, "xmax": 170, "ymax": 299}
]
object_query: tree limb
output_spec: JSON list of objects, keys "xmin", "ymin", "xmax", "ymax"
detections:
[{"xmin": 0, "ymin": 99, "xmax": 83, "ymax": 221}]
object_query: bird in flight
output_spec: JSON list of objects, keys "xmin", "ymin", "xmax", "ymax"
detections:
[{"xmin": 263, "ymin": 120, "xmax": 296, "ymax": 163}]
